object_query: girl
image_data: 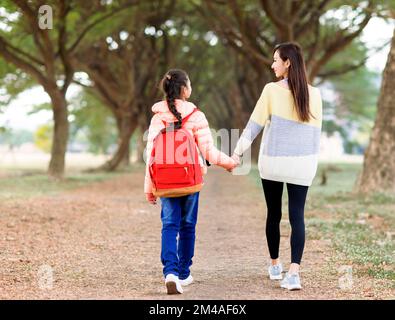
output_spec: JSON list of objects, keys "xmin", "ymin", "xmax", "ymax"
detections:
[
  {"xmin": 144, "ymin": 69, "xmax": 237, "ymax": 294},
  {"xmin": 232, "ymin": 42, "xmax": 323, "ymax": 290}
]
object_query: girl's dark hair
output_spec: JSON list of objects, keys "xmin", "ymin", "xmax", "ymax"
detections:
[
  {"xmin": 274, "ymin": 42, "xmax": 312, "ymax": 122},
  {"xmin": 161, "ymin": 69, "xmax": 189, "ymax": 129}
]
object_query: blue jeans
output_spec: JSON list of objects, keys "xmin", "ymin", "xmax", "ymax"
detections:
[{"xmin": 160, "ymin": 192, "xmax": 199, "ymax": 280}]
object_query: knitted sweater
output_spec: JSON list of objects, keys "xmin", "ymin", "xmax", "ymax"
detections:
[
  {"xmin": 234, "ymin": 82, "xmax": 323, "ymax": 186},
  {"xmin": 144, "ymin": 99, "xmax": 235, "ymax": 194}
]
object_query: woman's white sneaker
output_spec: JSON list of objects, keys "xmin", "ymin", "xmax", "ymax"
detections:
[
  {"xmin": 165, "ymin": 274, "xmax": 183, "ymax": 294},
  {"xmin": 179, "ymin": 275, "xmax": 193, "ymax": 286},
  {"xmin": 280, "ymin": 272, "xmax": 302, "ymax": 290}
]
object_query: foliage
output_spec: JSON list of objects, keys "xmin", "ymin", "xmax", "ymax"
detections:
[
  {"xmin": 34, "ymin": 124, "xmax": 52, "ymax": 153},
  {"xmin": 69, "ymin": 89, "xmax": 117, "ymax": 154}
]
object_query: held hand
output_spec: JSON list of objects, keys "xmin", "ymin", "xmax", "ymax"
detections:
[
  {"xmin": 146, "ymin": 193, "xmax": 157, "ymax": 205},
  {"xmin": 231, "ymin": 154, "xmax": 241, "ymax": 166},
  {"xmin": 226, "ymin": 158, "xmax": 239, "ymax": 173}
]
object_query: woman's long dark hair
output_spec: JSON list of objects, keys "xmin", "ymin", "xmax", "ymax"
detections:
[
  {"xmin": 274, "ymin": 42, "xmax": 312, "ymax": 122},
  {"xmin": 161, "ymin": 69, "xmax": 189, "ymax": 129}
]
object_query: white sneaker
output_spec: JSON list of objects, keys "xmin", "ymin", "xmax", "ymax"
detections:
[
  {"xmin": 179, "ymin": 275, "xmax": 193, "ymax": 286},
  {"xmin": 280, "ymin": 272, "xmax": 302, "ymax": 290},
  {"xmin": 268, "ymin": 263, "xmax": 283, "ymax": 280},
  {"xmin": 165, "ymin": 274, "xmax": 183, "ymax": 294}
]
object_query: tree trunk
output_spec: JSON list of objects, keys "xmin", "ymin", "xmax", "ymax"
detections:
[
  {"xmin": 122, "ymin": 147, "xmax": 130, "ymax": 167},
  {"xmin": 136, "ymin": 115, "xmax": 150, "ymax": 164},
  {"xmin": 136, "ymin": 133, "xmax": 145, "ymax": 164},
  {"xmin": 356, "ymin": 28, "xmax": 395, "ymax": 194},
  {"xmin": 99, "ymin": 113, "xmax": 137, "ymax": 171},
  {"xmin": 115, "ymin": 115, "xmax": 132, "ymax": 167},
  {"xmin": 48, "ymin": 92, "xmax": 69, "ymax": 179}
]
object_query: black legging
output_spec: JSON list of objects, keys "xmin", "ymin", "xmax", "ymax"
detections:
[{"xmin": 261, "ymin": 179, "xmax": 308, "ymax": 264}]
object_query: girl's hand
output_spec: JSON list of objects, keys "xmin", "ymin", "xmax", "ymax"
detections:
[
  {"xmin": 226, "ymin": 157, "xmax": 238, "ymax": 172},
  {"xmin": 146, "ymin": 193, "xmax": 157, "ymax": 205}
]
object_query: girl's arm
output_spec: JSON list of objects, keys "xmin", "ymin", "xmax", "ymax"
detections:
[
  {"xmin": 192, "ymin": 111, "xmax": 235, "ymax": 170},
  {"xmin": 144, "ymin": 115, "xmax": 163, "ymax": 195}
]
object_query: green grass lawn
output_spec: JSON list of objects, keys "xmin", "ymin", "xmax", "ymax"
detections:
[
  {"xmin": 249, "ymin": 162, "xmax": 395, "ymax": 285},
  {"xmin": 0, "ymin": 167, "xmax": 131, "ymax": 201}
]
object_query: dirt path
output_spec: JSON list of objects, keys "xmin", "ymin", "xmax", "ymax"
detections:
[{"xmin": 0, "ymin": 168, "xmax": 391, "ymax": 299}]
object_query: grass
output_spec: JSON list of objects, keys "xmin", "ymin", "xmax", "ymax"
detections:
[
  {"xmin": 248, "ymin": 162, "xmax": 395, "ymax": 284},
  {"xmin": 0, "ymin": 165, "xmax": 142, "ymax": 201}
]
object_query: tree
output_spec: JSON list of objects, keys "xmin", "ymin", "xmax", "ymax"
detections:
[
  {"xmin": 0, "ymin": 0, "xmax": 75, "ymax": 177},
  {"xmin": 196, "ymin": 0, "xmax": 376, "ymax": 81},
  {"xmin": 69, "ymin": 90, "xmax": 117, "ymax": 155},
  {"xmin": 72, "ymin": 0, "xmax": 189, "ymax": 170},
  {"xmin": 323, "ymin": 40, "xmax": 381, "ymax": 153},
  {"xmin": 357, "ymin": 26, "xmax": 395, "ymax": 193},
  {"xmin": 0, "ymin": 0, "xmax": 138, "ymax": 178}
]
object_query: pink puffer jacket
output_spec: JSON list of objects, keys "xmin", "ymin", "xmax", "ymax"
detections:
[{"xmin": 144, "ymin": 99, "xmax": 235, "ymax": 194}]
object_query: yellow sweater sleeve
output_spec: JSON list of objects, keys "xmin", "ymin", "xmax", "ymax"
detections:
[
  {"xmin": 233, "ymin": 84, "xmax": 271, "ymax": 156},
  {"xmin": 249, "ymin": 84, "xmax": 271, "ymax": 126}
]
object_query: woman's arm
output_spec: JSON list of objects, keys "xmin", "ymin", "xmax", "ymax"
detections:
[{"xmin": 233, "ymin": 84, "xmax": 271, "ymax": 157}]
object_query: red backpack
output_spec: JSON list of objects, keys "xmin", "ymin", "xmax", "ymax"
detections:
[{"xmin": 149, "ymin": 108, "xmax": 203, "ymax": 198}]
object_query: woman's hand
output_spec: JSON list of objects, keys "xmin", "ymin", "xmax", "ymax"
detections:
[
  {"xmin": 226, "ymin": 155, "xmax": 241, "ymax": 172},
  {"xmin": 146, "ymin": 193, "xmax": 157, "ymax": 205},
  {"xmin": 226, "ymin": 156, "xmax": 240, "ymax": 172},
  {"xmin": 231, "ymin": 154, "xmax": 241, "ymax": 165}
]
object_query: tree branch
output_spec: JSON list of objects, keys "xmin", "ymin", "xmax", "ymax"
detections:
[
  {"xmin": 0, "ymin": 36, "xmax": 47, "ymax": 85},
  {"xmin": 318, "ymin": 39, "xmax": 392, "ymax": 79},
  {"xmin": 308, "ymin": 2, "xmax": 374, "ymax": 80},
  {"xmin": 318, "ymin": 60, "xmax": 366, "ymax": 79},
  {"xmin": 260, "ymin": 0, "xmax": 289, "ymax": 33},
  {"xmin": 13, "ymin": 0, "xmax": 45, "ymax": 55},
  {"xmin": 202, "ymin": 1, "xmax": 271, "ymax": 66},
  {"xmin": 72, "ymin": 78, "xmax": 92, "ymax": 89},
  {"xmin": 58, "ymin": 0, "xmax": 73, "ymax": 95},
  {"xmin": 14, "ymin": 0, "xmax": 54, "ymax": 66},
  {"xmin": 295, "ymin": 0, "xmax": 332, "ymax": 39},
  {"xmin": 67, "ymin": 0, "xmax": 139, "ymax": 54},
  {"xmin": 0, "ymin": 37, "xmax": 44, "ymax": 66}
]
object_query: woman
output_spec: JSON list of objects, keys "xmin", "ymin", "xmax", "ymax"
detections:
[{"xmin": 232, "ymin": 42, "xmax": 322, "ymax": 290}]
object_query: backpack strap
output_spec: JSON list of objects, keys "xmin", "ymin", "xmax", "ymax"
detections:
[
  {"xmin": 181, "ymin": 108, "xmax": 199, "ymax": 127},
  {"xmin": 161, "ymin": 108, "xmax": 199, "ymax": 129},
  {"xmin": 182, "ymin": 108, "xmax": 211, "ymax": 167}
]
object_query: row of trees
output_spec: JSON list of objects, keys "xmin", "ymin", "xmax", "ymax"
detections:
[{"xmin": 0, "ymin": 0, "xmax": 394, "ymax": 193}]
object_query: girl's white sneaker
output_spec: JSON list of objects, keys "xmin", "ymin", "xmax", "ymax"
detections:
[
  {"xmin": 165, "ymin": 274, "xmax": 183, "ymax": 294},
  {"xmin": 179, "ymin": 275, "xmax": 193, "ymax": 286}
]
